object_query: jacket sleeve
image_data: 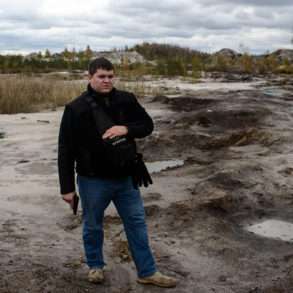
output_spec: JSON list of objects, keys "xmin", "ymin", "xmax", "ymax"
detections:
[
  {"xmin": 58, "ymin": 105, "xmax": 76, "ymax": 195},
  {"xmin": 124, "ymin": 94, "xmax": 154, "ymax": 139}
]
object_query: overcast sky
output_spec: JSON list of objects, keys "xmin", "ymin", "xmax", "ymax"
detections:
[{"xmin": 0, "ymin": 0, "xmax": 293, "ymax": 55}]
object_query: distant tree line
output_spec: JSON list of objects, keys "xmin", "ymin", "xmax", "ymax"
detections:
[
  {"xmin": 0, "ymin": 43, "xmax": 292, "ymax": 75},
  {"xmin": 131, "ymin": 42, "xmax": 208, "ymax": 77},
  {"xmin": 132, "ymin": 43, "xmax": 293, "ymax": 76},
  {"xmin": 0, "ymin": 45, "xmax": 95, "ymax": 74}
]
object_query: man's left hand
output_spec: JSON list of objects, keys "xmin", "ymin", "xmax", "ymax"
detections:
[{"xmin": 102, "ymin": 126, "xmax": 128, "ymax": 139}]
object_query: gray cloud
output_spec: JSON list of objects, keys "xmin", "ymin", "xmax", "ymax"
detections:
[
  {"xmin": 0, "ymin": 0, "xmax": 292, "ymax": 54},
  {"xmin": 202, "ymin": 0, "xmax": 293, "ymax": 6}
]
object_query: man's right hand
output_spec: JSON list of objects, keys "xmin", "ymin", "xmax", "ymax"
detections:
[{"xmin": 62, "ymin": 192, "xmax": 75, "ymax": 206}]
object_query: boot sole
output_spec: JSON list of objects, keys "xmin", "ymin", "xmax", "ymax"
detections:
[
  {"xmin": 88, "ymin": 278, "xmax": 104, "ymax": 284},
  {"xmin": 137, "ymin": 278, "xmax": 176, "ymax": 288}
]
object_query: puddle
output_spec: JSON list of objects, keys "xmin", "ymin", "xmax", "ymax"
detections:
[
  {"xmin": 148, "ymin": 109, "xmax": 175, "ymax": 119},
  {"xmin": 262, "ymin": 87, "xmax": 291, "ymax": 97},
  {"xmin": 146, "ymin": 160, "xmax": 184, "ymax": 174},
  {"xmin": 246, "ymin": 219, "xmax": 293, "ymax": 242},
  {"xmin": 0, "ymin": 132, "xmax": 5, "ymax": 139}
]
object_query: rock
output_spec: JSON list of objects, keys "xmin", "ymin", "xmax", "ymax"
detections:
[
  {"xmin": 193, "ymin": 187, "xmax": 233, "ymax": 211},
  {"xmin": 218, "ymin": 275, "xmax": 227, "ymax": 282},
  {"xmin": 197, "ymin": 116, "xmax": 212, "ymax": 127},
  {"xmin": 144, "ymin": 204, "xmax": 161, "ymax": 217},
  {"xmin": 151, "ymin": 95, "xmax": 170, "ymax": 104},
  {"xmin": 17, "ymin": 160, "xmax": 30, "ymax": 164},
  {"xmin": 143, "ymin": 192, "xmax": 162, "ymax": 202},
  {"xmin": 63, "ymin": 259, "xmax": 82, "ymax": 269},
  {"xmin": 37, "ymin": 120, "xmax": 50, "ymax": 124}
]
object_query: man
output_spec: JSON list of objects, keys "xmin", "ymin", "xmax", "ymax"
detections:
[{"xmin": 58, "ymin": 57, "xmax": 176, "ymax": 288}]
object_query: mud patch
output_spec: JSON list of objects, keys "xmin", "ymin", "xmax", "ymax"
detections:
[
  {"xmin": 194, "ymin": 108, "xmax": 270, "ymax": 130},
  {"xmin": 190, "ymin": 165, "xmax": 266, "ymax": 213},
  {"xmin": 142, "ymin": 105, "xmax": 273, "ymax": 160},
  {"xmin": 152, "ymin": 95, "xmax": 217, "ymax": 112},
  {"xmin": 15, "ymin": 161, "xmax": 57, "ymax": 175},
  {"xmin": 169, "ymin": 128, "xmax": 273, "ymax": 150},
  {"xmin": 57, "ymin": 214, "xmax": 82, "ymax": 231},
  {"xmin": 145, "ymin": 204, "xmax": 162, "ymax": 217},
  {"xmin": 104, "ymin": 215, "xmax": 122, "ymax": 225},
  {"xmin": 192, "ymin": 187, "xmax": 233, "ymax": 212},
  {"xmin": 0, "ymin": 219, "xmax": 30, "ymax": 246},
  {"xmin": 143, "ymin": 192, "xmax": 162, "ymax": 202},
  {"xmin": 63, "ymin": 257, "xmax": 84, "ymax": 269},
  {"xmin": 112, "ymin": 239, "xmax": 132, "ymax": 263}
]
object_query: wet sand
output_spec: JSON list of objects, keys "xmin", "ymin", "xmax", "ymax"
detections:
[{"xmin": 1, "ymin": 76, "xmax": 293, "ymax": 292}]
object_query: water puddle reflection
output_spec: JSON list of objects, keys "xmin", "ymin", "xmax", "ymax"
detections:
[
  {"xmin": 246, "ymin": 219, "xmax": 293, "ymax": 242},
  {"xmin": 146, "ymin": 160, "xmax": 184, "ymax": 174},
  {"xmin": 262, "ymin": 87, "xmax": 291, "ymax": 97}
]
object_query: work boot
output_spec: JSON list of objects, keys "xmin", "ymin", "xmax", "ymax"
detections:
[
  {"xmin": 137, "ymin": 271, "xmax": 177, "ymax": 288},
  {"xmin": 88, "ymin": 268, "xmax": 104, "ymax": 283}
]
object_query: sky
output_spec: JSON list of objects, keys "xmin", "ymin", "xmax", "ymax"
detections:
[{"xmin": 0, "ymin": 0, "xmax": 293, "ymax": 55}]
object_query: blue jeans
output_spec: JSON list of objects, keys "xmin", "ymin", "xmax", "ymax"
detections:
[{"xmin": 77, "ymin": 175, "xmax": 157, "ymax": 278}]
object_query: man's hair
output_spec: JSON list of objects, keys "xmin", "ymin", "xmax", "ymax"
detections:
[{"xmin": 88, "ymin": 57, "xmax": 114, "ymax": 75}]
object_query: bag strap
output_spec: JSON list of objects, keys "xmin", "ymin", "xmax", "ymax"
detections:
[{"xmin": 84, "ymin": 95, "xmax": 114, "ymax": 136}]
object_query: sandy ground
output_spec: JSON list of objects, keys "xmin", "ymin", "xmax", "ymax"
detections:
[{"xmin": 1, "ymin": 76, "xmax": 293, "ymax": 292}]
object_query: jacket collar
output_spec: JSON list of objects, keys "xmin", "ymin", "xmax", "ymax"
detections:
[
  {"xmin": 87, "ymin": 84, "xmax": 116, "ymax": 107},
  {"xmin": 87, "ymin": 84, "xmax": 116, "ymax": 98}
]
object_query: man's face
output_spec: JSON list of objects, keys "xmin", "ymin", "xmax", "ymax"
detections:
[{"xmin": 89, "ymin": 69, "xmax": 114, "ymax": 93}]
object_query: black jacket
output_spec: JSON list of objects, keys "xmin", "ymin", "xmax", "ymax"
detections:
[{"xmin": 58, "ymin": 85, "xmax": 154, "ymax": 194}]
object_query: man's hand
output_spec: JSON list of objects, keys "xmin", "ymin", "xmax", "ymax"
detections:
[
  {"xmin": 62, "ymin": 192, "xmax": 75, "ymax": 207},
  {"xmin": 102, "ymin": 126, "xmax": 128, "ymax": 139}
]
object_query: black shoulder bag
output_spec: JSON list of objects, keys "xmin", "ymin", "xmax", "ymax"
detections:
[{"xmin": 85, "ymin": 95, "xmax": 153, "ymax": 188}]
